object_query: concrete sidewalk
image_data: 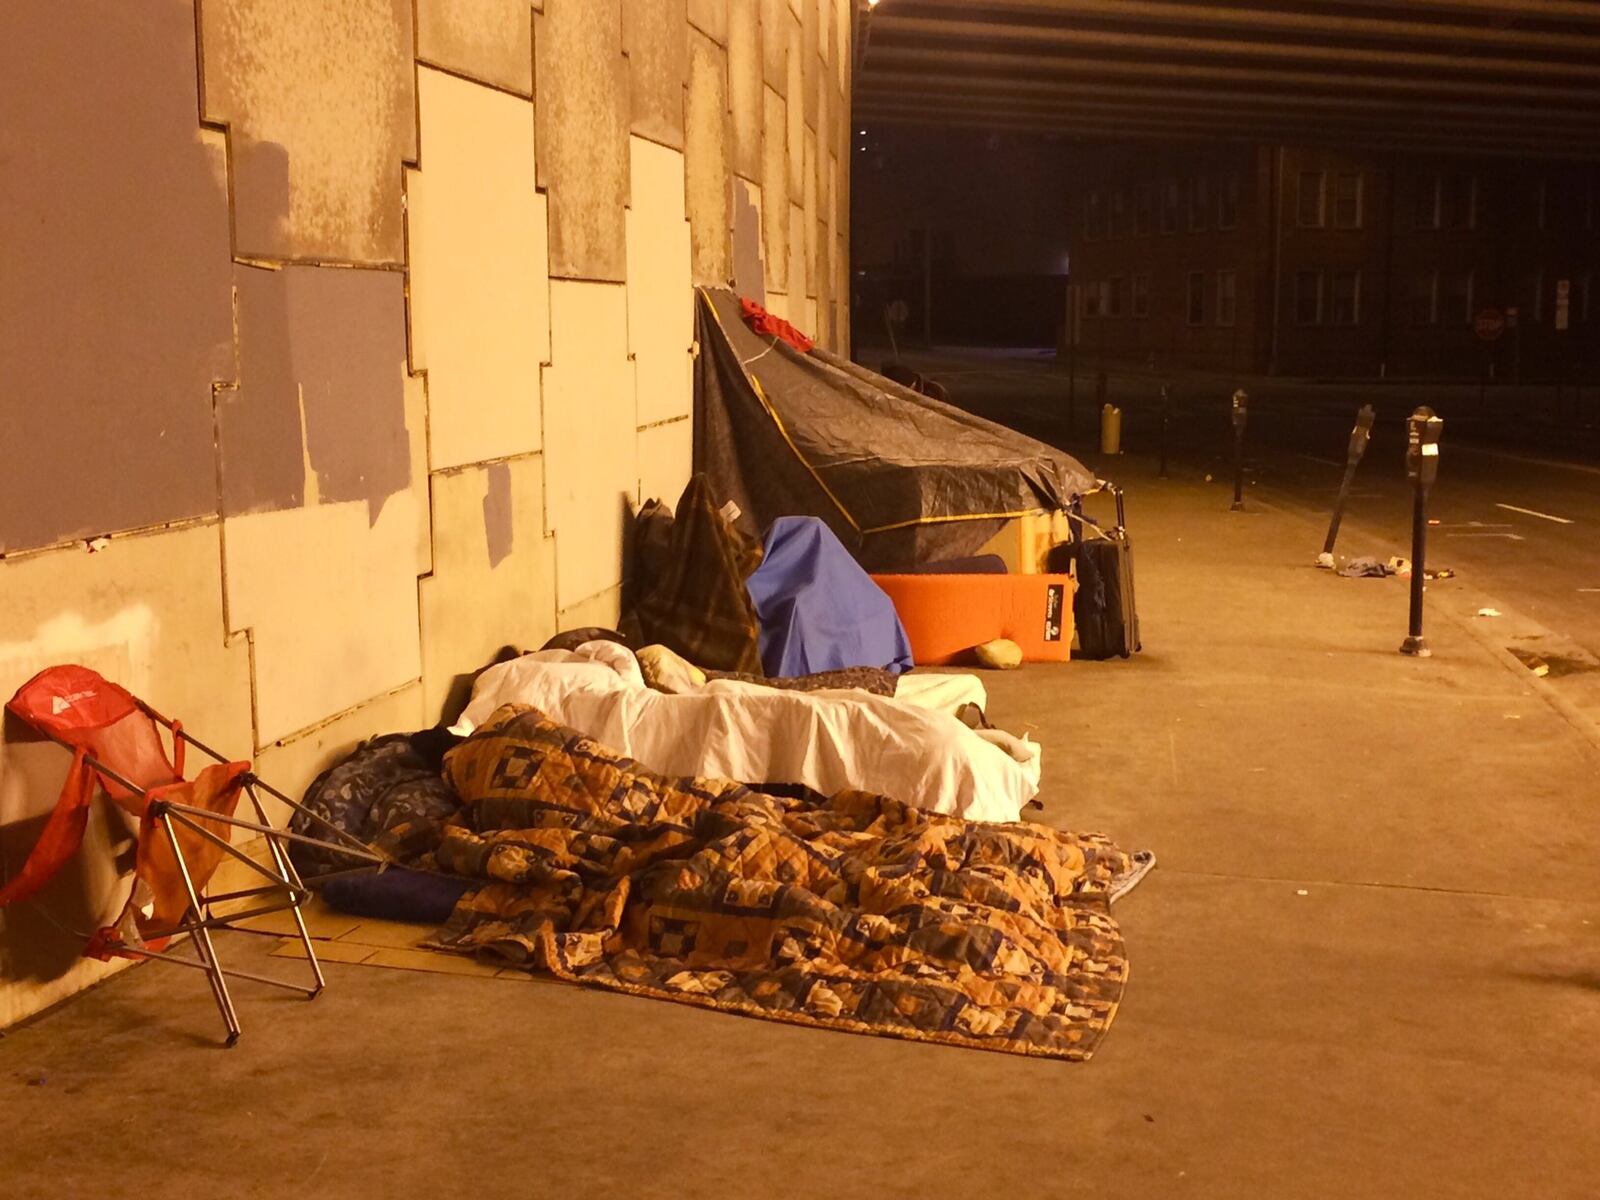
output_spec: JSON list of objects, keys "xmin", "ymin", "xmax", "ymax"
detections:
[{"xmin": 3, "ymin": 472, "xmax": 1599, "ymax": 1199}]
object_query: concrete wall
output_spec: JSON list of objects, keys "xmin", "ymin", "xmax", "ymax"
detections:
[{"xmin": 0, "ymin": 0, "xmax": 852, "ymax": 1028}]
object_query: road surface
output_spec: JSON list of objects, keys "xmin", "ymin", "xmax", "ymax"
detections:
[{"xmin": 886, "ymin": 346, "xmax": 1600, "ymax": 659}]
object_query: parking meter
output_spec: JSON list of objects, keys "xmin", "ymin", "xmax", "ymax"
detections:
[
  {"xmin": 1400, "ymin": 406, "xmax": 1444, "ymax": 657},
  {"xmin": 1230, "ymin": 389, "xmax": 1248, "ymax": 511},
  {"xmin": 1320, "ymin": 404, "xmax": 1377, "ymax": 562}
]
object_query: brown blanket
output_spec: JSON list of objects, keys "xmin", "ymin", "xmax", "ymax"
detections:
[{"xmin": 426, "ymin": 705, "xmax": 1132, "ymax": 1060}]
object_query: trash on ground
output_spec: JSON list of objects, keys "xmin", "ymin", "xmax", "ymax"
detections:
[
  {"xmin": 974, "ymin": 638, "xmax": 1024, "ymax": 670},
  {"xmin": 1477, "ymin": 607, "xmax": 1502, "ymax": 618},
  {"xmin": 1315, "ymin": 551, "xmax": 1336, "ymax": 570},
  {"xmin": 1338, "ymin": 556, "xmax": 1393, "ymax": 578}
]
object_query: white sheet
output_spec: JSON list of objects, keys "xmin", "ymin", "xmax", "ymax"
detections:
[{"xmin": 456, "ymin": 643, "xmax": 1039, "ymax": 822}]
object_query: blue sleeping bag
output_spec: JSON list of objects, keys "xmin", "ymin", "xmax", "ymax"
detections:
[{"xmin": 746, "ymin": 516, "xmax": 914, "ymax": 677}]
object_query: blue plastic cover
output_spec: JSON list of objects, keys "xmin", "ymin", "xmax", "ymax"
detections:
[{"xmin": 747, "ymin": 516, "xmax": 914, "ymax": 677}]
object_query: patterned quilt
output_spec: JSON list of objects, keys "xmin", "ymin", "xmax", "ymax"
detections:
[{"xmin": 425, "ymin": 705, "xmax": 1133, "ymax": 1060}]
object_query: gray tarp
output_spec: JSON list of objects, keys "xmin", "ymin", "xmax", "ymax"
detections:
[{"xmin": 692, "ymin": 287, "xmax": 1095, "ymax": 570}]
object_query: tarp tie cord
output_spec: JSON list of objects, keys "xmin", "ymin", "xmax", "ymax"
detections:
[{"xmin": 740, "ymin": 336, "xmax": 781, "ymax": 369}]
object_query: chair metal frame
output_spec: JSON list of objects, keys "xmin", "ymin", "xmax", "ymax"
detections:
[{"xmin": 30, "ymin": 697, "xmax": 387, "ymax": 1047}]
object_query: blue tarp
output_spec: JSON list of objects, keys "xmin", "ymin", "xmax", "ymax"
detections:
[{"xmin": 747, "ymin": 516, "xmax": 914, "ymax": 677}]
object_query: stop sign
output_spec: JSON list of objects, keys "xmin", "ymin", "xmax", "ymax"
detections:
[{"xmin": 1473, "ymin": 308, "xmax": 1506, "ymax": 342}]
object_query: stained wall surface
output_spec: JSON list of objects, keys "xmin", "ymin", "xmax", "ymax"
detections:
[{"xmin": 0, "ymin": 0, "xmax": 853, "ymax": 1027}]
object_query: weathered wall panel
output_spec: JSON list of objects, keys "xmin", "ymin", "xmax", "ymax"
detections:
[
  {"xmin": 419, "ymin": 457, "xmax": 557, "ymax": 721},
  {"xmin": 224, "ymin": 493, "xmax": 423, "ymax": 746},
  {"xmin": 416, "ymin": 0, "xmax": 533, "ymax": 95},
  {"xmin": 688, "ymin": 0, "xmax": 728, "ymax": 44},
  {"xmin": 762, "ymin": 87, "xmax": 792, "ymax": 293},
  {"xmin": 624, "ymin": 0, "xmax": 688, "ymax": 149},
  {"xmin": 626, "ymin": 138, "xmax": 695, "ymax": 427},
  {"xmin": 728, "ymin": 0, "xmax": 763, "ymax": 182},
  {"xmin": 409, "ymin": 68, "xmax": 547, "ymax": 472},
  {"xmin": 638, "ymin": 419, "xmax": 694, "ymax": 509},
  {"xmin": 0, "ymin": 1, "xmax": 232, "ymax": 555},
  {"xmin": 685, "ymin": 30, "xmax": 733, "ymax": 286},
  {"xmin": 535, "ymin": 0, "xmax": 630, "ymax": 281},
  {"xmin": 542, "ymin": 282, "xmax": 638, "ymax": 616},
  {"xmin": 200, "ymin": 0, "xmax": 416, "ymax": 264}
]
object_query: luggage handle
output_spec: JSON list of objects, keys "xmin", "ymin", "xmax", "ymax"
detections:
[{"xmin": 1071, "ymin": 480, "xmax": 1126, "ymax": 538}]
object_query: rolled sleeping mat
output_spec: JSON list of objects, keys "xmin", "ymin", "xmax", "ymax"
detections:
[{"xmin": 870, "ymin": 573, "xmax": 1075, "ymax": 666}]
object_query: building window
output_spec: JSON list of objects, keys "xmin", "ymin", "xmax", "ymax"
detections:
[
  {"xmin": 1190, "ymin": 177, "xmax": 1210, "ymax": 232},
  {"xmin": 1582, "ymin": 272, "xmax": 1593, "ymax": 323},
  {"xmin": 1410, "ymin": 272, "xmax": 1439, "ymax": 325},
  {"xmin": 1187, "ymin": 271, "xmax": 1206, "ymax": 325},
  {"xmin": 1442, "ymin": 271, "xmax": 1474, "ymax": 324},
  {"xmin": 1161, "ymin": 181, "xmax": 1181, "ymax": 233},
  {"xmin": 1445, "ymin": 174, "xmax": 1478, "ymax": 230},
  {"xmin": 1135, "ymin": 188, "xmax": 1153, "ymax": 236},
  {"xmin": 1330, "ymin": 270, "xmax": 1361, "ymax": 325},
  {"xmin": 1085, "ymin": 191, "xmax": 1106, "ymax": 241},
  {"xmin": 1098, "ymin": 279, "xmax": 1113, "ymax": 318},
  {"xmin": 1532, "ymin": 178, "xmax": 1548, "ymax": 230},
  {"xmin": 1111, "ymin": 190, "xmax": 1129, "ymax": 238},
  {"xmin": 1519, "ymin": 270, "xmax": 1545, "ymax": 322},
  {"xmin": 1132, "ymin": 273, "xmax": 1151, "ymax": 317},
  {"xmin": 1216, "ymin": 270, "xmax": 1237, "ymax": 327},
  {"xmin": 1218, "ymin": 174, "xmax": 1240, "ymax": 230},
  {"xmin": 1082, "ymin": 284, "xmax": 1100, "ymax": 318},
  {"xmin": 1414, "ymin": 175, "xmax": 1441, "ymax": 229},
  {"xmin": 1109, "ymin": 275, "xmax": 1126, "ymax": 318},
  {"xmin": 1333, "ymin": 173, "xmax": 1363, "ymax": 229},
  {"xmin": 1295, "ymin": 270, "xmax": 1324, "ymax": 324},
  {"xmin": 1297, "ymin": 171, "xmax": 1326, "ymax": 228}
]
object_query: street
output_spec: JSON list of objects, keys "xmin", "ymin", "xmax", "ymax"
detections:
[{"xmin": 885, "ymin": 345, "xmax": 1600, "ymax": 663}]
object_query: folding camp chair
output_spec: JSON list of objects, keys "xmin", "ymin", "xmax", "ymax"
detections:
[{"xmin": 2, "ymin": 664, "xmax": 386, "ymax": 1045}]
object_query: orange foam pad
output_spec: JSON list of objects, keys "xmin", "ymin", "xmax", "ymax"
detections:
[{"xmin": 872, "ymin": 573, "xmax": 1074, "ymax": 666}]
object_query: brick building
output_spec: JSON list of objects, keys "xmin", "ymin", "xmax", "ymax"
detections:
[{"xmin": 1067, "ymin": 144, "xmax": 1600, "ymax": 381}]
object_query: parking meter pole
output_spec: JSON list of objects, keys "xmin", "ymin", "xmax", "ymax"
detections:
[
  {"xmin": 1158, "ymin": 385, "xmax": 1170, "ymax": 480},
  {"xmin": 1400, "ymin": 407, "xmax": 1443, "ymax": 658},
  {"xmin": 1320, "ymin": 403, "xmax": 1376, "ymax": 561},
  {"xmin": 1230, "ymin": 389, "xmax": 1248, "ymax": 512}
]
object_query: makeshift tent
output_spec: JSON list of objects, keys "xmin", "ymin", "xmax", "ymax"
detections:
[{"xmin": 694, "ymin": 287, "xmax": 1097, "ymax": 571}]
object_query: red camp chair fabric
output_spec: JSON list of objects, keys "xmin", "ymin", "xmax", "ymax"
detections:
[
  {"xmin": 3, "ymin": 665, "xmax": 247, "ymax": 945},
  {"xmin": 4, "ymin": 663, "xmax": 380, "ymax": 1043}
]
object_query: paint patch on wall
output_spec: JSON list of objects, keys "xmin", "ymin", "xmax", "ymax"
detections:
[
  {"xmin": 732, "ymin": 178, "xmax": 767, "ymax": 304},
  {"xmin": 482, "ymin": 462, "xmax": 515, "ymax": 568},
  {"xmin": 0, "ymin": 0, "xmax": 232, "ymax": 554},
  {"xmin": 222, "ymin": 265, "xmax": 411, "ymax": 523},
  {"xmin": 200, "ymin": 0, "xmax": 417, "ymax": 264}
]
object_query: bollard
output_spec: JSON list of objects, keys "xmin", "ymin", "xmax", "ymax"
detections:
[
  {"xmin": 1318, "ymin": 404, "xmax": 1376, "ymax": 566},
  {"xmin": 1399, "ymin": 406, "xmax": 1444, "ymax": 658},
  {"xmin": 1158, "ymin": 385, "xmax": 1170, "ymax": 479},
  {"xmin": 1100, "ymin": 404, "xmax": 1122, "ymax": 455},
  {"xmin": 1230, "ymin": 389, "xmax": 1249, "ymax": 511}
]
